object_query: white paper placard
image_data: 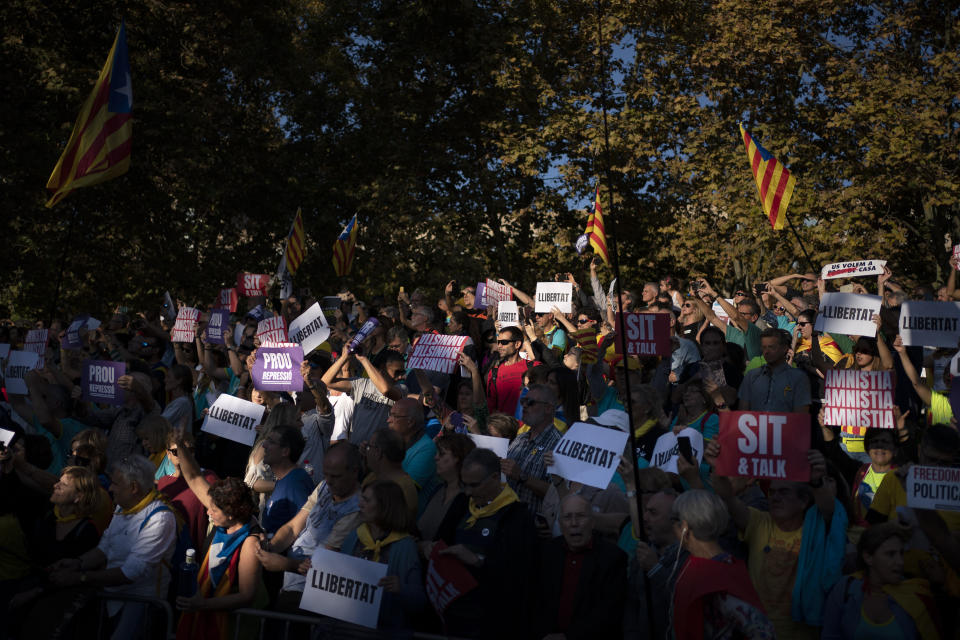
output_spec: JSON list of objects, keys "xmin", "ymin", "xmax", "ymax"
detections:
[
  {"xmin": 712, "ymin": 299, "xmax": 733, "ymax": 324},
  {"xmin": 299, "ymin": 547, "xmax": 388, "ymax": 629},
  {"xmin": 407, "ymin": 334, "xmax": 472, "ymax": 374},
  {"xmin": 821, "ymin": 260, "xmax": 887, "ymax": 280},
  {"xmin": 899, "ymin": 301, "xmax": 960, "ymax": 348},
  {"xmin": 813, "ymin": 292, "xmax": 882, "ymax": 337},
  {"xmin": 3, "ymin": 350, "xmax": 40, "ymax": 395},
  {"xmin": 287, "ymin": 303, "xmax": 331, "ymax": 355},
  {"xmin": 534, "ymin": 282, "xmax": 573, "ymax": 314},
  {"xmin": 648, "ymin": 428, "xmax": 704, "ymax": 474},
  {"xmin": 496, "ymin": 301, "xmax": 520, "ymax": 328},
  {"xmin": 952, "ymin": 351, "xmax": 960, "ymax": 377},
  {"xmin": 906, "ymin": 466, "xmax": 960, "ymax": 512},
  {"xmin": 0, "ymin": 427, "xmax": 15, "ymax": 448},
  {"xmin": 547, "ymin": 422, "xmax": 629, "ymax": 489},
  {"xmin": 200, "ymin": 394, "xmax": 266, "ymax": 446},
  {"xmin": 469, "ymin": 433, "xmax": 510, "ymax": 483}
]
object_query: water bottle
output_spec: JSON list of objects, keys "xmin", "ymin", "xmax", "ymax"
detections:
[
  {"xmin": 178, "ymin": 548, "xmax": 199, "ymax": 598},
  {"xmin": 303, "ymin": 459, "xmax": 315, "ymax": 480},
  {"xmin": 347, "ymin": 318, "xmax": 380, "ymax": 353}
]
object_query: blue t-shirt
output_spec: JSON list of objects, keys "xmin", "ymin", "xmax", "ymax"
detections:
[
  {"xmin": 263, "ymin": 468, "xmax": 314, "ymax": 533},
  {"xmin": 403, "ymin": 433, "xmax": 437, "ymax": 488}
]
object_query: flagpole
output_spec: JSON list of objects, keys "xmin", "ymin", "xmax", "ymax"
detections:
[
  {"xmin": 784, "ymin": 215, "xmax": 817, "ymax": 274},
  {"xmin": 594, "ymin": 5, "xmax": 656, "ymax": 637}
]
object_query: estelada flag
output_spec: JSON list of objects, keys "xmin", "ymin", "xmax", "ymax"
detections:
[
  {"xmin": 283, "ymin": 208, "xmax": 306, "ymax": 275},
  {"xmin": 332, "ymin": 214, "xmax": 358, "ymax": 277},
  {"xmin": 739, "ymin": 124, "xmax": 795, "ymax": 230},
  {"xmin": 583, "ymin": 185, "xmax": 611, "ymax": 266},
  {"xmin": 46, "ymin": 22, "xmax": 132, "ymax": 208}
]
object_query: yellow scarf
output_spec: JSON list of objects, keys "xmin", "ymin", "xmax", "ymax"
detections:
[
  {"xmin": 853, "ymin": 571, "xmax": 940, "ymax": 640},
  {"xmin": 54, "ymin": 505, "xmax": 81, "ymax": 523},
  {"xmin": 355, "ymin": 523, "xmax": 410, "ymax": 562},
  {"xmin": 466, "ymin": 484, "xmax": 519, "ymax": 527},
  {"xmin": 121, "ymin": 489, "xmax": 160, "ymax": 516},
  {"xmin": 148, "ymin": 450, "xmax": 166, "ymax": 470},
  {"xmin": 634, "ymin": 418, "xmax": 658, "ymax": 439}
]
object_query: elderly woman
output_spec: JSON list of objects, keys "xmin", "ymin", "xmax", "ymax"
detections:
[
  {"xmin": 337, "ymin": 481, "xmax": 425, "ymax": 635},
  {"xmin": 136, "ymin": 415, "xmax": 175, "ymax": 480},
  {"xmin": 174, "ymin": 437, "xmax": 264, "ymax": 640},
  {"xmin": 417, "ymin": 433, "xmax": 476, "ymax": 547},
  {"xmin": 671, "ymin": 490, "xmax": 774, "ymax": 640},
  {"xmin": 822, "ymin": 522, "xmax": 939, "ymax": 639}
]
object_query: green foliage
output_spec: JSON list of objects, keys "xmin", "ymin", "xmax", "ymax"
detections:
[{"xmin": 2, "ymin": 0, "xmax": 957, "ymax": 321}]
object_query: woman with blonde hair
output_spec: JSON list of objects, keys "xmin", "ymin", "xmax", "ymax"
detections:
[{"xmin": 136, "ymin": 415, "xmax": 175, "ymax": 479}]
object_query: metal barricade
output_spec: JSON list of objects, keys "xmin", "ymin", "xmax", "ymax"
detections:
[
  {"xmin": 93, "ymin": 591, "xmax": 175, "ymax": 640},
  {"xmin": 231, "ymin": 608, "xmax": 462, "ymax": 640}
]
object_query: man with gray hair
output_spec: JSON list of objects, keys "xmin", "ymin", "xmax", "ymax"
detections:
[
  {"xmin": 49, "ymin": 454, "xmax": 177, "ymax": 638},
  {"xmin": 503, "ymin": 384, "xmax": 562, "ymax": 515},
  {"xmin": 386, "ymin": 397, "xmax": 436, "ymax": 487},
  {"xmin": 534, "ymin": 494, "xmax": 627, "ymax": 639}
]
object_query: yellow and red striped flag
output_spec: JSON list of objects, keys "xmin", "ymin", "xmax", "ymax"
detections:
[
  {"xmin": 739, "ymin": 124, "xmax": 795, "ymax": 230},
  {"xmin": 584, "ymin": 185, "xmax": 611, "ymax": 266},
  {"xmin": 46, "ymin": 22, "xmax": 132, "ymax": 208},
  {"xmin": 284, "ymin": 208, "xmax": 306, "ymax": 275},
  {"xmin": 332, "ymin": 214, "xmax": 358, "ymax": 277}
]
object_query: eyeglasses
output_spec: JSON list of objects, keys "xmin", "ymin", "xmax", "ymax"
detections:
[
  {"xmin": 167, "ymin": 448, "xmax": 178, "ymax": 456},
  {"xmin": 682, "ymin": 303, "xmax": 693, "ymax": 308},
  {"xmin": 775, "ymin": 306, "xmax": 786, "ymax": 312},
  {"xmin": 735, "ymin": 291, "xmax": 747, "ymax": 297},
  {"xmin": 577, "ymin": 318, "xmax": 591, "ymax": 324},
  {"xmin": 497, "ymin": 339, "xmax": 515, "ymax": 345},
  {"xmin": 520, "ymin": 397, "xmax": 550, "ymax": 408},
  {"xmin": 797, "ymin": 321, "xmax": 811, "ymax": 326}
]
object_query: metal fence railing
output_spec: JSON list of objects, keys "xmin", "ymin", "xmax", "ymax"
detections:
[{"xmin": 231, "ymin": 608, "xmax": 465, "ymax": 640}]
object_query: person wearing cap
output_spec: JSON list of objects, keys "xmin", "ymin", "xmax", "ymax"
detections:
[
  {"xmin": 533, "ymin": 494, "xmax": 628, "ymax": 639},
  {"xmin": 821, "ymin": 424, "xmax": 898, "ymax": 526}
]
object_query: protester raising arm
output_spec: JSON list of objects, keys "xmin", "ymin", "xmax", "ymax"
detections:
[
  {"xmin": 893, "ymin": 335, "xmax": 932, "ymax": 407},
  {"xmin": 320, "ymin": 349, "xmax": 355, "ymax": 393},
  {"xmin": 458, "ymin": 352, "xmax": 486, "ymax": 409},
  {"xmin": 689, "ymin": 281, "xmax": 728, "ymax": 332},
  {"xmin": 497, "ymin": 278, "xmax": 534, "ymax": 307},
  {"xmin": 947, "ymin": 256, "xmax": 960, "ymax": 301},
  {"xmin": 588, "ymin": 256, "xmax": 608, "ymax": 310},
  {"xmin": 767, "ymin": 272, "xmax": 815, "ymax": 296}
]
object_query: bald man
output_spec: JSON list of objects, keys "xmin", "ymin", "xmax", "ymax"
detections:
[
  {"xmin": 386, "ymin": 397, "xmax": 436, "ymax": 487},
  {"xmin": 534, "ymin": 494, "xmax": 628, "ymax": 640}
]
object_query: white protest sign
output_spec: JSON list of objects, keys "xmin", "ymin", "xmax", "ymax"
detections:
[
  {"xmin": 288, "ymin": 303, "xmax": 331, "ymax": 355},
  {"xmin": 201, "ymin": 394, "xmax": 266, "ymax": 446},
  {"xmin": 534, "ymin": 282, "xmax": 573, "ymax": 314},
  {"xmin": 407, "ymin": 334, "xmax": 471, "ymax": 374},
  {"xmin": 24, "ymin": 329, "xmax": 47, "ymax": 368},
  {"xmin": 712, "ymin": 299, "xmax": 733, "ymax": 324},
  {"xmin": 4, "ymin": 350, "xmax": 40, "ymax": 395},
  {"xmin": 906, "ymin": 466, "xmax": 960, "ymax": 512},
  {"xmin": 496, "ymin": 301, "xmax": 520, "ymax": 328},
  {"xmin": 899, "ymin": 301, "xmax": 960, "ymax": 348},
  {"xmin": 482, "ymin": 279, "xmax": 512, "ymax": 307},
  {"xmin": 299, "ymin": 547, "xmax": 388, "ymax": 629},
  {"xmin": 0, "ymin": 427, "xmax": 15, "ymax": 448},
  {"xmin": 547, "ymin": 422, "xmax": 629, "ymax": 490},
  {"xmin": 952, "ymin": 351, "xmax": 960, "ymax": 377},
  {"xmin": 648, "ymin": 428, "xmax": 704, "ymax": 474},
  {"xmin": 821, "ymin": 260, "xmax": 887, "ymax": 280},
  {"xmin": 470, "ymin": 433, "xmax": 510, "ymax": 483},
  {"xmin": 822, "ymin": 369, "xmax": 895, "ymax": 428},
  {"xmin": 814, "ymin": 292, "xmax": 882, "ymax": 337},
  {"xmin": 171, "ymin": 307, "xmax": 199, "ymax": 342}
]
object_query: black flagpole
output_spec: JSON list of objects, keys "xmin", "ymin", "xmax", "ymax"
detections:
[{"xmin": 595, "ymin": 3, "xmax": 657, "ymax": 637}]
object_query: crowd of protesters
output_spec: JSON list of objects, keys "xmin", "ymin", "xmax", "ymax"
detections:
[{"xmin": 2, "ymin": 252, "xmax": 960, "ymax": 640}]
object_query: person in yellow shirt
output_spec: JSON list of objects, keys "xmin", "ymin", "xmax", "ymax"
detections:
[{"xmin": 893, "ymin": 336, "xmax": 955, "ymax": 426}]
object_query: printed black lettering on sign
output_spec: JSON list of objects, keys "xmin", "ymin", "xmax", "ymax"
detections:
[{"xmin": 311, "ymin": 570, "xmax": 379, "ymax": 604}]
